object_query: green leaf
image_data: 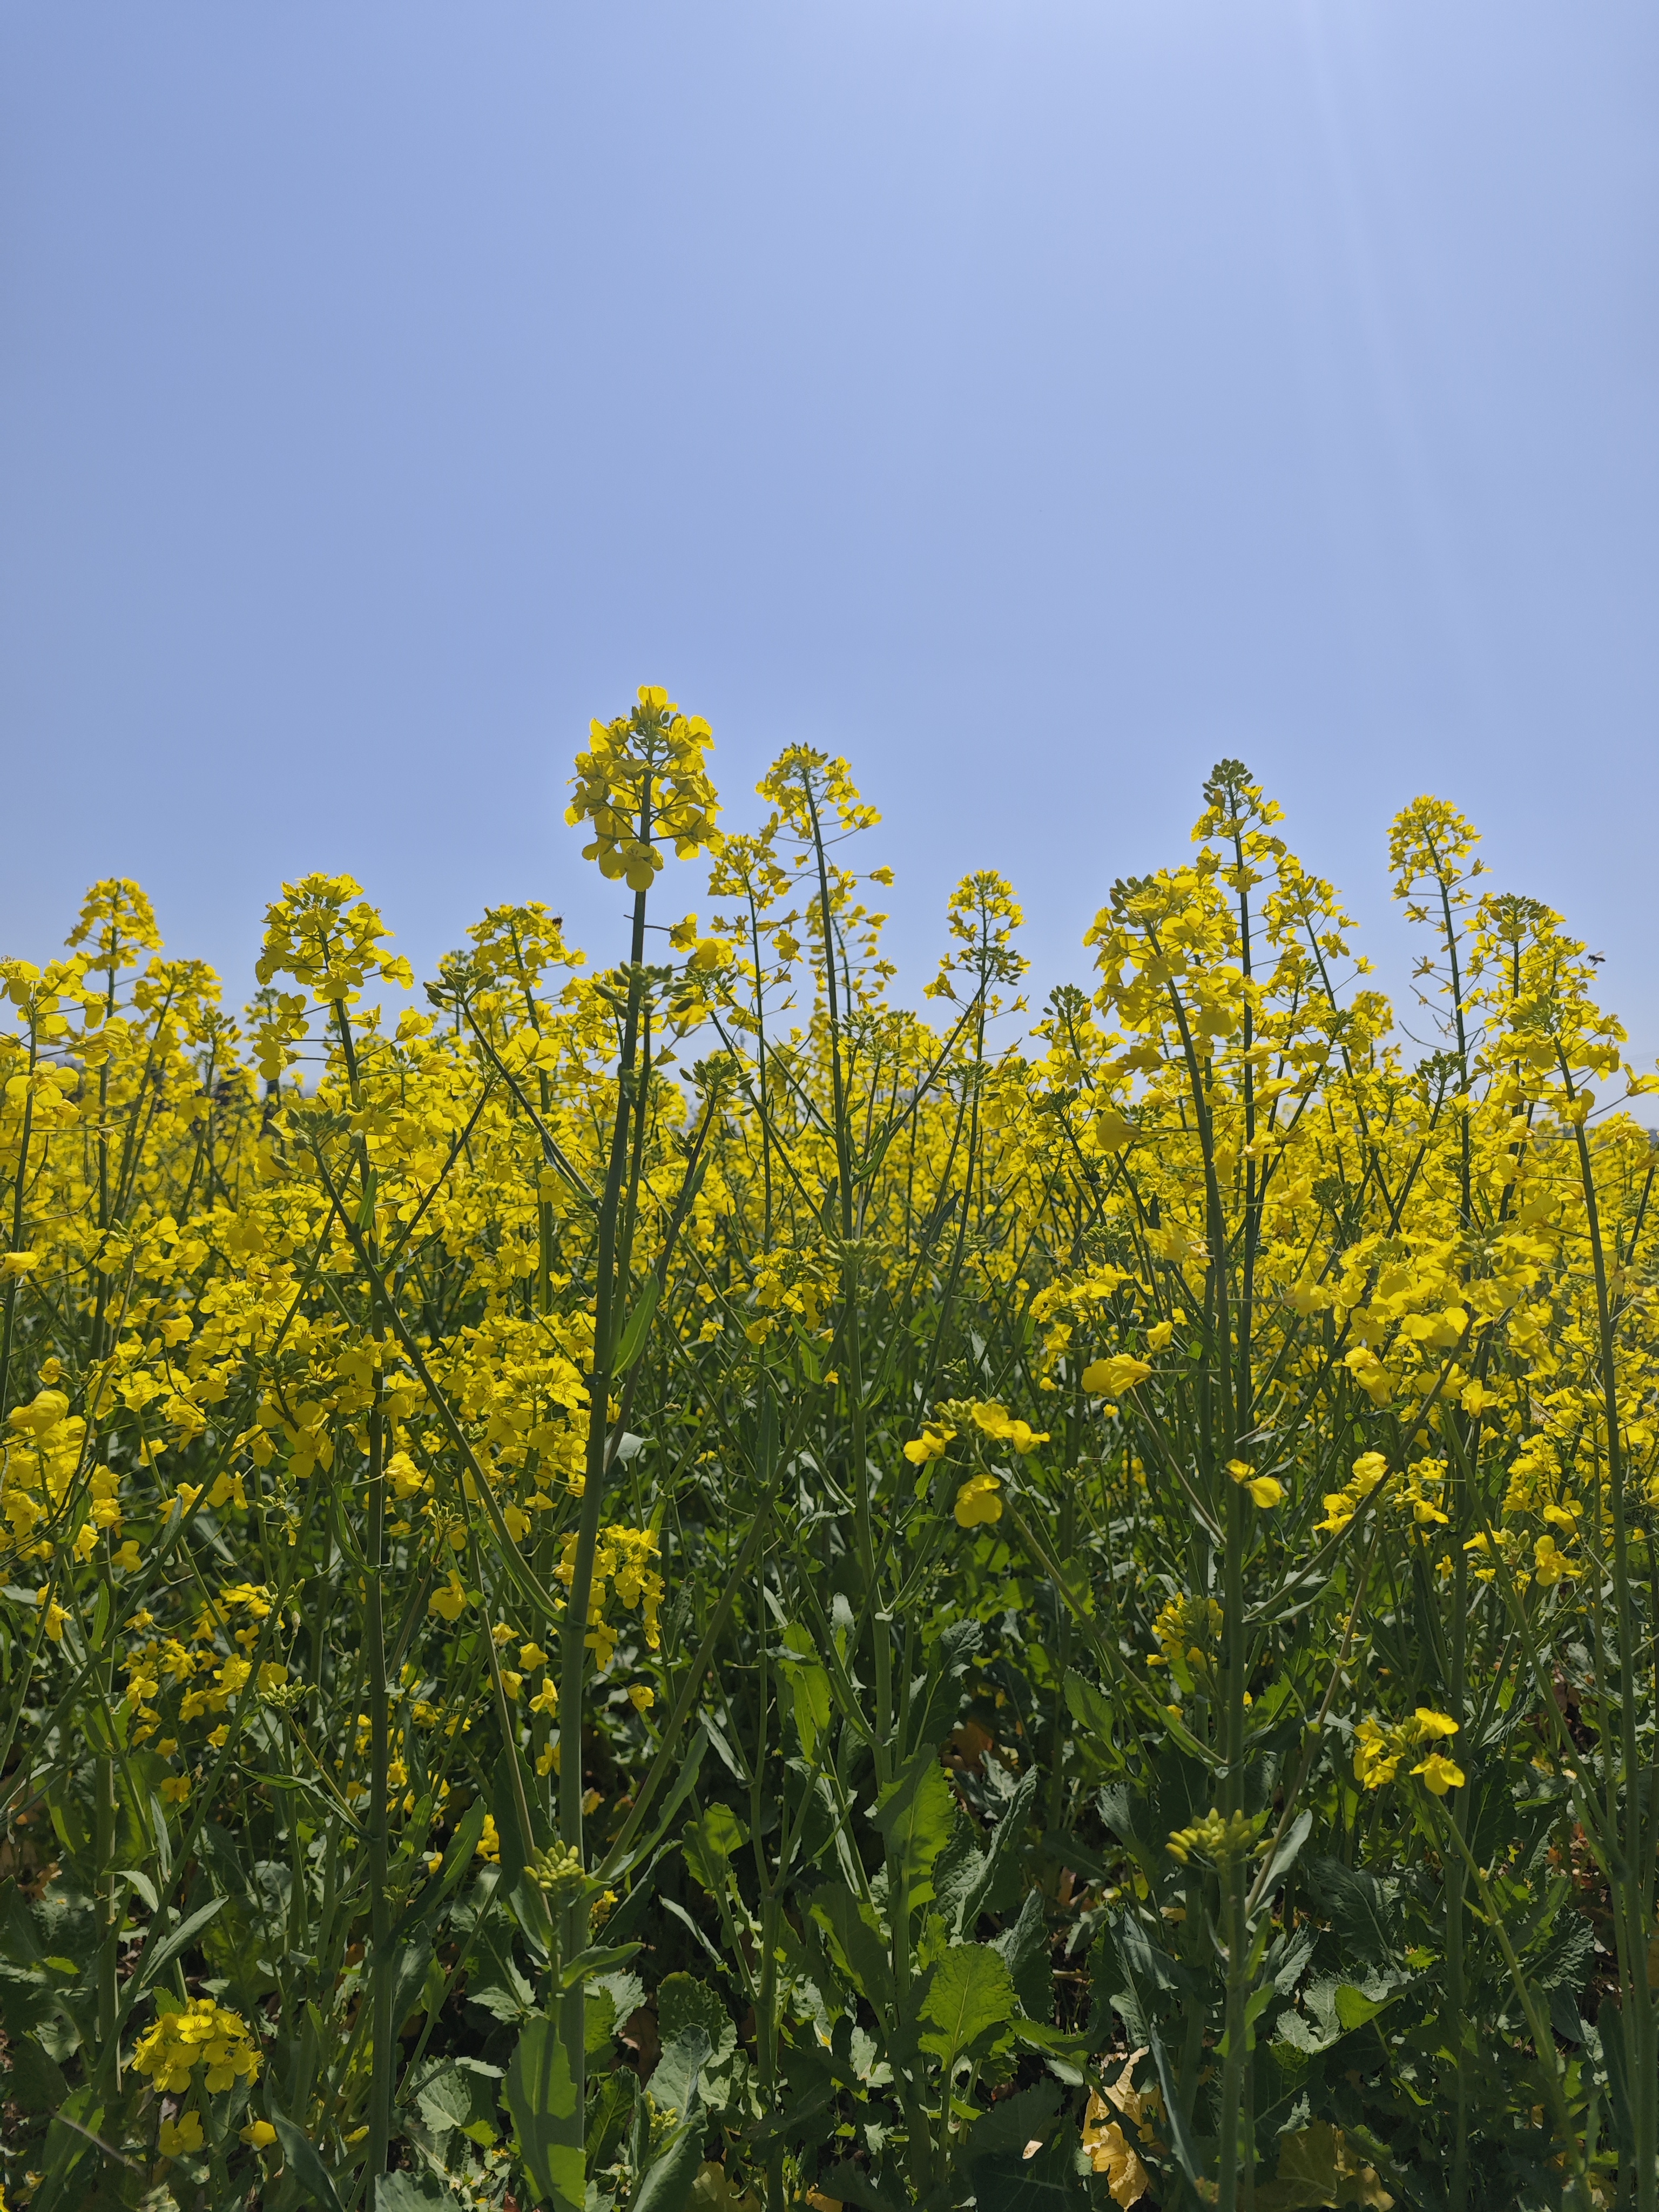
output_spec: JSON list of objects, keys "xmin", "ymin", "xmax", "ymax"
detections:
[
  {"xmin": 613, "ymin": 1274, "xmax": 662, "ymax": 1377},
  {"xmin": 493, "ymin": 1751, "xmax": 554, "ymax": 1955},
  {"xmin": 375, "ymin": 2176, "xmax": 456, "ymax": 2210},
  {"xmin": 1063, "ymin": 1670, "xmax": 1116, "ymax": 1742},
  {"xmin": 779, "ymin": 1623, "xmax": 833, "ymax": 1761},
  {"xmin": 504, "ymin": 2016, "xmax": 584, "ymax": 2212},
  {"xmin": 586, "ymin": 1984, "xmax": 619, "ymax": 2056},
  {"xmin": 970, "ymin": 2134, "xmax": 1084, "ymax": 2212},
  {"xmin": 604, "ymin": 1728, "xmax": 707, "ymax": 1883},
  {"xmin": 992, "ymin": 1889, "xmax": 1053, "ymax": 2022},
  {"xmin": 651, "ymin": 2025, "xmax": 713, "ymax": 2121},
  {"xmin": 780, "ymin": 1648, "xmax": 832, "ymax": 1761},
  {"xmin": 0, "ymin": 1880, "xmax": 45, "ymax": 1968},
  {"xmin": 130, "ymin": 1894, "xmax": 227, "ymax": 2000},
  {"xmin": 960, "ymin": 1766, "xmax": 1036, "ymax": 1927},
  {"xmin": 587, "ymin": 2065, "xmax": 639, "ymax": 2166},
  {"xmin": 964, "ymin": 2079, "xmax": 1063, "ymax": 2159},
  {"xmin": 814, "ymin": 2163, "xmax": 908, "ymax": 2212},
  {"xmin": 4, "ymin": 2033, "xmax": 67, "ymax": 2114},
  {"xmin": 657, "ymin": 1972, "xmax": 736, "ymax": 2063},
  {"xmin": 810, "ymin": 1883, "xmax": 895, "ymax": 2013},
  {"xmin": 917, "ymin": 1943, "xmax": 1017, "ymax": 2063},
  {"xmin": 270, "ymin": 2105, "xmax": 347, "ymax": 2212},
  {"xmin": 1304, "ymin": 1857, "xmax": 1402, "ymax": 1972},
  {"xmin": 1114, "ymin": 1910, "xmax": 1195, "ymax": 2000},
  {"xmin": 872, "ymin": 1749, "xmax": 956, "ymax": 1918},
  {"xmin": 390, "ymin": 1936, "xmax": 434, "ymax": 2033},
  {"xmin": 683, "ymin": 1802, "xmax": 748, "ymax": 1894},
  {"xmin": 416, "ymin": 2055, "xmax": 503, "ymax": 2142},
  {"xmin": 933, "ymin": 1815, "xmax": 987, "ymax": 1940},
  {"xmin": 1533, "ymin": 1907, "xmax": 1596, "ymax": 1995},
  {"xmin": 32, "ymin": 2085, "xmax": 104, "ymax": 2211},
  {"xmin": 375, "ymin": 2176, "xmax": 456, "ymax": 2211},
  {"xmin": 1333, "ymin": 1982, "xmax": 1392, "ymax": 2032},
  {"xmin": 1258, "ymin": 1809, "xmax": 1314, "ymax": 1898},
  {"xmin": 1147, "ymin": 2024, "xmax": 1204, "ymax": 2189},
  {"xmin": 562, "ymin": 1939, "xmax": 644, "ymax": 1990},
  {"xmin": 634, "ymin": 2115, "xmax": 707, "ymax": 2212}
]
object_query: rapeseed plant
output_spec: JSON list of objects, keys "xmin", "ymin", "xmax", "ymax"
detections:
[{"xmin": 0, "ymin": 700, "xmax": 1653, "ymax": 2212}]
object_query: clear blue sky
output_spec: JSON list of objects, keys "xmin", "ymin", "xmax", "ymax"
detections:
[{"xmin": 3, "ymin": 4, "xmax": 1655, "ymax": 1063}]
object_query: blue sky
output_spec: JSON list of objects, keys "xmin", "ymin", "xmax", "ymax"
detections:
[{"xmin": 3, "ymin": 3, "xmax": 1655, "ymax": 1065}]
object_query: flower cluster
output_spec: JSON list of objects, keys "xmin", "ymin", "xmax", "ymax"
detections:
[
  {"xmin": 131, "ymin": 1997, "xmax": 263, "ymax": 2094},
  {"xmin": 559, "ymin": 1524, "xmax": 664, "ymax": 1668},
  {"xmin": 1353, "ymin": 1707, "xmax": 1465, "ymax": 1795},
  {"xmin": 566, "ymin": 685, "xmax": 723, "ymax": 891}
]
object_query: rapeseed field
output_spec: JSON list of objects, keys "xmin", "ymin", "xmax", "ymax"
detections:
[{"xmin": 1, "ymin": 690, "xmax": 1654, "ymax": 2212}]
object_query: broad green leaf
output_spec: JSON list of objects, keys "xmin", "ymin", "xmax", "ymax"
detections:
[
  {"xmin": 587, "ymin": 2065, "xmax": 639, "ymax": 2166},
  {"xmin": 810, "ymin": 1882, "xmax": 896, "ymax": 2013},
  {"xmin": 1218, "ymin": 1980, "xmax": 1281, "ymax": 2060},
  {"xmin": 873, "ymin": 1748, "xmax": 956, "ymax": 1917},
  {"xmin": 815, "ymin": 2163, "xmax": 908, "ymax": 2212},
  {"xmin": 504, "ymin": 2016, "xmax": 584, "ymax": 2212},
  {"xmin": 1304, "ymin": 1857, "xmax": 1401, "ymax": 1972},
  {"xmin": 586, "ymin": 1983, "xmax": 619, "ymax": 2055},
  {"xmin": 1063, "ymin": 1670, "xmax": 1116, "ymax": 1742},
  {"xmin": 602, "ymin": 1725, "xmax": 707, "ymax": 1884},
  {"xmin": 4, "ymin": 2032, "xmax": 67, "ymax": 2115},
  {"xmin": 562, "ymin": 1940, "xmax": 644, "ymax": 1991},
  {"xmin": 1333, "ymin": 1982, "xmax": 1392, "ymax": 2032},
  {"xmin": 683, "ymin": 1802, "xmax": 748, "ymax": 1894},
  {"xmin": 780, "ymin": 1621, "xmax": 833, "ymax": 1756},
  {"xmin": 32, "ymin": 2085, "xmax": 105, "ymax": 2212},
  {"xmin": 389, "ymin": 1936, "xmax": 434, "ymax": 2034},
  {"xmin": 970, "ymin": 2134, "xmax": 1084, "ymax": 2212},
  {"xmin": 416, "ymin": 2054, "xmax": 504, "ymax": 2142},
  {"xmin": 1256, "ymin": 2120, "xmax": 1394, "ymax": 2210},
  {"xmin": 634, "ymin": 2117, "xmax": 706, "ymax": 2212},
  {"xmin": 964, "ymin": 2078, "xmax": 1063, "ymax": 2159},
  {"xmin": 992, "ymin": 1888, "xmax": 1053, "ymax": 2021},
  {"xmin": 779, "ymin": 1637, "xmax": 832, "ymax": 1761},
  {"xmin": 0, "ymin": 1881, "xmax": 46, "ymax": 1968},
  {"xmin": 436, "ymin": 1795, "xmax": 491, "ymax": 1891},
  {"xmin": 657, "ymin": 1971, "xmax": 736, "ymax": 2061},
  {"xmin": 933, "ymin": 1815, "xmax": 987, "ymax": 1940},
  {"xmin": 1258, "ymin": 1809, "xmax": 1314, "ymax": 1898},
  {"xmin": 917, "ymin": 1943, "xmax": 1016, "ymax": 2063},
  {"xmin": 651, "ymin": 2024, "xmax": 713, "ymax": 2122},
  {"xmin": 375, "ymin": 2175, "xmax": 454, "ymax": 2210},
  {"xmin": 960, "ymin": 1766, "xmax": 1036, "ymax": 1927}
]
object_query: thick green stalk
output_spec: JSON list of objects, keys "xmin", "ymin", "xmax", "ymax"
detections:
[
  {"xmin": 92, "ymin": 1700, "xmax": 118, "ymax": 2050},
  {"xmin": 332, "ymin": 999, "xmax": 395, "ymax": 2190},
  {"xmin": 1446, "ymin": 1543, "xmax": 1469, "ymax": 2211},
  {"xmin": 1217, "ymin": 1476, "xmax": 1249, "ymax": 2212},
  {"xmin": 363, "ymin": 1359, "xmax": 393, "ymax": 2186},
  {"xmin": 557, "ymin": 845, "xmax": 653, "ymax": 2154}
]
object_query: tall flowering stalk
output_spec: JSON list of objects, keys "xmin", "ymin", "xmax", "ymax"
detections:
[{"xmin": 557, "ymin": 687, "xmax": 723, "ymax": 2157}]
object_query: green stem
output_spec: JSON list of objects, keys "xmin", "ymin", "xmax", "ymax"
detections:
[{"xmin": 558, "ymin": 818, "xmax": 655, "ymax": 2159}]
